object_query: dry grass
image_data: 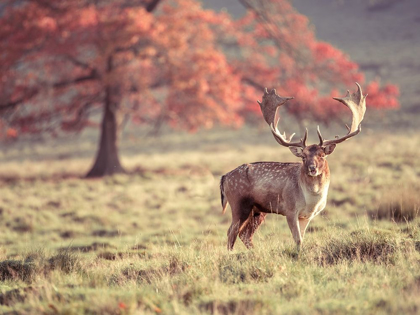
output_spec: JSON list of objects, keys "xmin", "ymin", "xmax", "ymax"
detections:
[
  {"xmin": 0, "ymin": 127, "xmax": 419, "ymax": 314},
  {"xmin": 306, "ymin": 229, "xmax": 404, "ymax": 266},
  {"xmin": 371, "ymin": 183, "xmax": 420, "ymax": 222}
]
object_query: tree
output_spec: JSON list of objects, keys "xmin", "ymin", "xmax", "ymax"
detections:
[
  {"xmin": 218, "ymin": 0, "xmax": 399, "ymax": 125},
  {"xmin": 0, "ymin": 0, "xmax": 243, "ymax": 176},
  {"xmin": 0, "ymin": 0, "xmax": 398, "ymax": 176}
]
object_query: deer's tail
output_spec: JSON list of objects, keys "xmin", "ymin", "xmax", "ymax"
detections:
[{"xmin": 220, "ymin": 175, "xmax": 228, "ymax": 214}]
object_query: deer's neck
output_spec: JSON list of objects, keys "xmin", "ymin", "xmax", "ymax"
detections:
[{"xmin": 299, "ymin": 161, "xmax": 330, "ymax": 195}]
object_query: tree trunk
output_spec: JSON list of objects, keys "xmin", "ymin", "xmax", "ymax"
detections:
[
  {"xmin": 86, "ymin": 55, "xmax": 125, "ymax": 178},
  {"xmin": 86, "ymin": 88, "xmax": 125, "ymax": 177},
  {"xmin": 86, "ymin": 1, "xmax": 163, "ymax": 178}
]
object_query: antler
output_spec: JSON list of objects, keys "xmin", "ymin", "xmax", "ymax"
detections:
[
  {"xmin": 257, "ymin": 88, "xmax": 293, "ymax": 125},
  {"xmin": 317, "ymin": 82, "xmax": 367, "ymax": 146},
  {"xmin": 258, "ymin": 88, "xmax": 307, "ymax": 148}
]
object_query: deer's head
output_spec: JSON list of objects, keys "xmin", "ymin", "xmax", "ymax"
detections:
[
  {"xmin": 289, "ymin": 144, "xmax": 333, "ymax": 176},
  {"xmin": 257, "ymin": 83, "xmax": 367, "ymax": 177}
]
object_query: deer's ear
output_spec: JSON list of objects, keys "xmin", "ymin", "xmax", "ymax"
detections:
[
  {"xmin": 323, "ymin": 144, "xmax": 336, "ymax": 155},
  {"xmin": 289, "ymin": 147, "xmax": 303, "ymax": 157}
]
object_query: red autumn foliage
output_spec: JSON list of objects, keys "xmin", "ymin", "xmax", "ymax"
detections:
[
  {"xmin": 219, "ymin": 0, "xmax": 399, "ymax": 123},
  {"xmin": 0, "ymin": 0, "xmax": 399, "ymax": 176}
]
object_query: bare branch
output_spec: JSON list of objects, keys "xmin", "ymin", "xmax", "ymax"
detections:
[
  {"xmin": 242, "ymin": 77, "xmax": 265, "ymax": 90},
  {"xmin": 0, "ymin": 89, "xmax": 39, "ymax": 111},
  {"xmin": 0, "ymin": 71, "xmax": 99, "ymax": 112},
  {"xmin": 53, "ymin": 69, "xmax": 99, "ymax": 88},
  {"xmin": 145, "ymin": 0, "xmax": 163, "ymax": 12},
  {"xmin": 238, "ymin": 0, "xmax": 302, "ymax": 56},
  {"xmin": 63, "ymin": 55, "xmax": 93, "ymax": 70}
]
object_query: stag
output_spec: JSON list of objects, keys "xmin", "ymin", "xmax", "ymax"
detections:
[{"xmin": 220, "ymin": 83, "xmax": 367, "ymax": 250}]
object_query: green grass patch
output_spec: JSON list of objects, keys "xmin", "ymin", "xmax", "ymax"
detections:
[{"xmin": 0, "ymin": 129, "xmax": 420, "ymax": 313}]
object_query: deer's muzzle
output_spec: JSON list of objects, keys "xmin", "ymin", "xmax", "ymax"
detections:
[{"xmin": 308, "ymin": 165, "xmax": 317, "ymax": 176}]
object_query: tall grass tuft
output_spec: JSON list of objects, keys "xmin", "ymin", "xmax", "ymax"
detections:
[
  {"xmin": 218, "ymin": 252, "xmax": 275, "ymax": 284},
  {"xmin": 199, "ymin": 298, "xmax": 266, "ymax": 315},
  {"xmin": 0, "ymin": 249, "xmax": 82, "ymax": 283},
  {"xmin": 370, "ymin": 184, "xmax": 420, "ymax": 222},
  {"xmin": 0, "ymin": 259, "xmax": 37, "ymax": 283},
  {"xmin": 307, "ymin": 229, "xmax": 406, "ymax": 266},
  {"xmin": 48, "ymin": 250, "xmax": 81, "ymax": 274}
]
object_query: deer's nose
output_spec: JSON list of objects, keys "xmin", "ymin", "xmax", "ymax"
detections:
[{"xmin": 308, "ymin": 165, "xmax": 316, "ymax": 172}]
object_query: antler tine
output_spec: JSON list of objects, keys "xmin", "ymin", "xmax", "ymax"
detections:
[
  {"xmin": 257, "ymin": 87, "xmax": 306, "ymax": 148},
  {"xmin": 319, "ymin": 83, "xmax": 367, "ymax": 146},
  {"xmin": 270, "ymin": 107, "xmax": 307, "ymax": 148},
  {"xmin": 257, "ymin": 87, "xmax": 293, "ymax": 126},
  {"xmin": 332, "ymin": 82, "xmax": 367, "ymax": 133},
  {"xmin": 270, "ymin": 124, "xmax": 308, "ymax": 148},
  {"xmin": 301, "ymin": 128, "xmax": 308, "ymax": 147},
  {"xmin": 317, "ymin": 125, "xmax": 324, "ymax": 146}
]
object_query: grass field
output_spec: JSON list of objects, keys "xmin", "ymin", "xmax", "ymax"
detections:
[{"xmin": 0, "ymin": 126, "xmax": 419, "ymax": 314}]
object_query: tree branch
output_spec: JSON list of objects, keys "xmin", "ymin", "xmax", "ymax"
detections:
[
  {"xmin": 63, "ymin": 54, "xmax": 93, "ymax": 70},
  {"xmin": 237, "ymin": 0, "xmax": 253, "ymax": 10},
  {"xmin": 242, "ymin": 77, "xmax": 265, "ymax": 91},
  {"xmin": 0, "ymin": 89, "xmax": 39, "ymax": 111},
  {"xmin": 237, "ymin": 0, "xmax": 293, "ymax": 54},
  {"xmin": 145, "ymin": 0, "xmax": 163, "ymax": 12},
  {"xmin": 52, "ymin": 69, "xmax": 99, "ymax": 88},
  {"xmin": 0, "ymin": 71, "xmax": 99, "ymax": 112}
]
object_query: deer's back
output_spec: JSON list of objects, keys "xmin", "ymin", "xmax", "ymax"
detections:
[{"xmin": 223, "ymin": 162, "xmax": 303, "ymax": 215}]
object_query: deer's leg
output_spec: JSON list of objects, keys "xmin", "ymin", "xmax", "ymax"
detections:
[
  {"xmin": 227, "ymin": 221, "xmax": 241, "ymax": 251},
  {"xmin": 239, "ymin": 212, "xmax": 266, "ymax": 249},
  {"xmin": 286, "ymin": 215, "xmax": 302, "ymax": 250},
  {"xmin": 227, "ymin": 199, "xmax": 253, "ymax": 251},
  {"xmin": 298, "ymin": 218, "xmax": 311, "ymax": 240}
]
